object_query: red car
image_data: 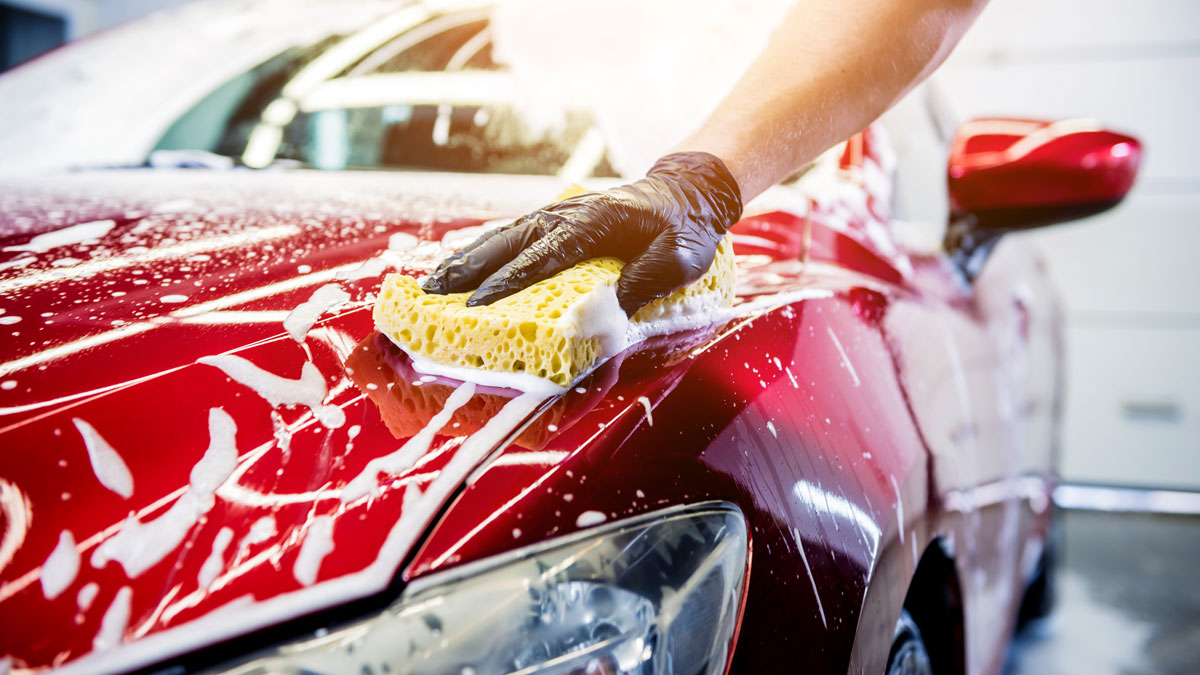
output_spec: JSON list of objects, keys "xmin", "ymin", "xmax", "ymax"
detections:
[{"xmin": 0, "ymin": 3, "xmax": 1140, "ymax": 674}]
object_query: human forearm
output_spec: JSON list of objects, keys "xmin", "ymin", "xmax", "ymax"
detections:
[{"xmin": 679, "ymin": 0, "xmax": 988, "ymax": 202}]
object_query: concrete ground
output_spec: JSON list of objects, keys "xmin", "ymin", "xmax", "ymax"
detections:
[{"xmin": 1004, "ymin": 510, "xmax": 1200, "ymax": 675}]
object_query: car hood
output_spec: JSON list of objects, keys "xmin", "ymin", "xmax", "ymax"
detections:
[
  {"xmin": 0, "ymin": 169, "xmax": 589, "ymax": 672},
  {"xmin": 0, "ymin": 165, "xmax": 907, "ymax": 672}
]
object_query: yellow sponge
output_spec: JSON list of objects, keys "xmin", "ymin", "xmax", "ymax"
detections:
[{"xmin": 374, "ymin": 219, "xmax": 735, "ymax": 390}]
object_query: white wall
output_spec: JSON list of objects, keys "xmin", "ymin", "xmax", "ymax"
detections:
[{"xmin": 938, "ymin": 0, "xmax": 1200, "ymax": 489}]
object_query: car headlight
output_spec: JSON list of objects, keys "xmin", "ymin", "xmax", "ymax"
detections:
[{"xmin": 215, "ymin": 503, "xmax": 748, "ymax": 675}]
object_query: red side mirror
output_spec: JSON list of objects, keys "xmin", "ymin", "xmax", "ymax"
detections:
[{"xmin": 947, "ymin": 118, "xmax": 1141, "ymax": 230}]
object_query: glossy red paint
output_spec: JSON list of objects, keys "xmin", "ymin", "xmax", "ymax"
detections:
[
  {"xmin": 0, "ymin": 125, "xmax": 1060, "ymax": 675},
  {"xmin": 948, "ymin": 118, "xmax": 1142, "ymax": 214}
]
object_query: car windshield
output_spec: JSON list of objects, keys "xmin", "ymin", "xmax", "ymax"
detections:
[{"xmin": 155, "ymin": 7, "xmax": 617, "ymax": 176}]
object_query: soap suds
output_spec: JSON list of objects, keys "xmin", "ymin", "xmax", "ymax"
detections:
[
  {"xmin": 72, "ymin": 418, "xmax": 134, "ymax": 499},
  {"xmin": 283, "ymin": 284, "xmax": 349, "ymax": 342},
  {"xmin": 197, "ymin": 527, "xmax": 234, "ymax": 589},
  {"xmin": 404, "ymin": 348, "xmax": 566, "ymax": 397},
  {"xmin": 47, "ymin": 392, "xmax": 546, "ymax": 675},
  {"xmin": 198, "ymin": 354, "xmax": 345, "ymax": 428},
  {"xmin": 159, "ymin": 294, "xmax": 189, "ymax": 303},
  {"xmin": 4, "ymin": 219, "xmax": 115, "ymax": 253},
  {"xmin": 77, "ymin": 582, "xmax": 99, "ymax": 612},
  {"xmin": 388, "ymin": 232, "xmax": 418, "ymax": 251},
  {"xmin": 570, "ymin": 284, "xmax": 628, "ymax": 360},
  {"xmin": 336, "ymin": 256, "xmax": 391, "ymax": 281},
  {"xmin": 576, "ymin": 511, "xmax": 606, "ymax": 527},
  {"xmin": 91, "ymin": 409, "xmax": 238, "ymax": 578},
  {"xmin": 0, "ymin": 256, "xmax": 35, "ymax": 271},
  {"xmin": 93, "ymin": 587, "xmax": 131, "ymax": 652},
  {"xmin": 40, "ymin": 530, "xmax": 80, "ymax": 600},
  {"xmin": 293, "ymin": 516, "xmax": 334, "ymax": 587},
  {"xmin": 637, "ymin": 396, "xmax": 653, "ymax": 425},
  {"xmin": 238, "ymin": 516, "xmax": 277, "ymax": 556},
  {"xmin": 334, "ymin": 232, "xmax": 417, "ymax": 284},
  {"xmin": 341, "ymin": 382, "xmax": 476, "ymax": 502}
]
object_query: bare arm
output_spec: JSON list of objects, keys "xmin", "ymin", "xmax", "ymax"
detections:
[{"xmin": 679, "ymin": 0, "xmax": 988, "ymax": 202}]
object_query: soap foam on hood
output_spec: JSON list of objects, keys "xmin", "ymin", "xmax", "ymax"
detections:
[
  {"xmin": 197, "ymin": 527, "xmax": 233, "ymax": 590},
  {"xmin": 40, "ymin": 530, "xmax": 80, "ymax": 600},
  {"xmin": 90, "ymin": 409, "xmax": 238, "ymax": 579},
  {"xmin": 292, "ymin": 516, "xmax": 334, "ymax": 587},
  {"xmin": 92, "ymin": 587, "xmax": 131, "ymax": 653},
  {"xmin": 52, "ymin": 391, "xmax": 548, "ymax": 675},
  {"xmin": 341, "ymin": 382, "xmax": 476, "ymax": 503},
  {"xmin": 72, "ymin": 418, "xmax": 134, "ymax": 499},
  {"xmin": 283, "ymin": 284, "xmax": 350, "ymax": 342},
  {"xmin": 198, "ymin": 354, "xmax": 346, "ymax": 429},
  {"xmin": 3, "ymin": 219, "xmax": 115, "ymax": 254}
]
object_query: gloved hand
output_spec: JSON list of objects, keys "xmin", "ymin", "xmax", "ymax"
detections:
[{"xmin": 421, "ymin": 152, "xmax": 743, "ymax": 316}]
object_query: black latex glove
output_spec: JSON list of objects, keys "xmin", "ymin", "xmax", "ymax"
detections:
[{"xmin": 421, "ymin": 151, "xmax": 743, "ymax": 316}]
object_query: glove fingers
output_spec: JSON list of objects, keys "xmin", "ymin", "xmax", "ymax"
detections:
[
  {"xmin": 421, "ymin": 217, "xmax": 542, "ymax": 294},
  {"xmin": 467, "ymin": 223, "xmax": 595, "ymax": 307},
  {"xmin": 615, "ymin": 229, "xmax": 717, "ymax": 316}
]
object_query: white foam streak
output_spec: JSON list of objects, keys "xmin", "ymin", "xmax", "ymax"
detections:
[
  {"xmin": 0, "ymin": 225, "xmax": 300, "ymax": 295},
  {"xmin": 90, "ymin": 409, "xmax": 238, "ymax": 578},
  {"xmin": 243, "ymin": 517, "xmax": 277, "ymax": 548},
  {"xmin": 198, "ymin": 528, "xmax": 233, "ymax": 590},
  {"xmin": 341, "ymin": 382, "xmax": 476, "ymax": 503},
  {"xmin": 77, "ymin": 582, "xmax": 99, "ymax": 612},
  {"xmin": 388, "ymin": 232, "xmax": 418, "ymax": 251},
  {"xmin": 198, "ymin": 354, "xmax": 345, "ymax": 429},
  {"xmin": 191, "ymin": 409, "xmax": 239, "ymax": 498},
  {"xmin": 53, "ymin": 391, "xmax": 545, "ymax": 675},
  {"xmin": 283, "ymin": 284, "xmax": 350, "ymax": 342},
  {"xmin": 336, "ymin": 256, "xmax": 392, "ymax": 281},
  {"xmin": 404, "ymin": 348, "xmax": 567, "ymax": 397},
  {"xmin": 637, "ymin": 396, "xmax": 653, "ymax": 426},
  {"xmin": 40, "ymin": 530, "xmax": 80, "ymax": 600},
  {"xmin": 3, "ymin": 220, "xmax": 115, "ymax": 253},
  {"xmin": 576, "ymin": 511, "xmax": 607, "ymax": 527},
  {"xmin": 293, "ymin": 516, "xmax": 334, "ymax": 587},
  {"xmin": 72, "ymin": 418, "xmax": 134, "ymax": 499},
  {"xmin": 93, "ymin": 587, "xmax": 131, "ymax": 652}
]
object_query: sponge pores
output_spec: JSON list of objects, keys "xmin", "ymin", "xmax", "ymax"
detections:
[{"xmin": 374, "ymin": 224, "xmax": 735, "ymax": 389}]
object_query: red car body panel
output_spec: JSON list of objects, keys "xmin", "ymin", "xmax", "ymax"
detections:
[{"xmin": 0, "ymin": 129, "xmax": 1059, "ymax": 674}]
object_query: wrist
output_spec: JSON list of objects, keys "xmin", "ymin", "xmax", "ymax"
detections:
[{"xmin": 647, "ymin": 151, "xmax": 744, "ymax": 234}]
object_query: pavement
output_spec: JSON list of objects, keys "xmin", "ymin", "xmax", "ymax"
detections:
[{"xmin": 1004, "ymin": 509, "xmax": 1200, "ymax": 675}]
